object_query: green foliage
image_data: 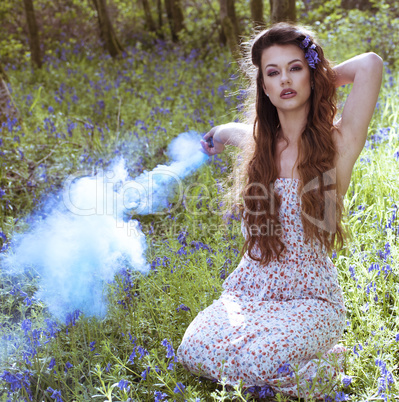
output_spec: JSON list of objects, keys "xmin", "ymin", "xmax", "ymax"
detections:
[{"xmin": 300, "ymin": 0, "xmax": 399, "ymax": 68}]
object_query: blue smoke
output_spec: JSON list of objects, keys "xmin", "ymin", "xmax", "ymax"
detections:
[{"xmin": 2, "ymin": 131, "xmax": 208, "ymax": 321}]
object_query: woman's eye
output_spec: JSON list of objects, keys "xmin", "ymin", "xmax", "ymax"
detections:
[
  {"xmin": 267, "ymin": 71, "xmax": 278, "ymax": 76},
  {"xmin": 291, "ymin": 66, "xmax": 302, "ymax": 71}
]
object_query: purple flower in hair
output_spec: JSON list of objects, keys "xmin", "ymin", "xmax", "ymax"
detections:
[
  {"xmin": 300, "ymin": 35, "xmax": 311, "ymax": 49},
  {"xmin": 300, "ymin": 36, "xmax": 320, "ymax": 69},
  {"xmin": 306, "ymin": 45, "xmax": 320, "ymax": 69}
]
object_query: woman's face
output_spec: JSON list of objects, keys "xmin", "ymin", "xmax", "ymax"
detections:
[{"xmin": 261, "ymin": 44, "xmax": 312, "ymax": 112}]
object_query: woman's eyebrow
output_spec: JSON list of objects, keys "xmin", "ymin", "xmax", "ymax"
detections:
[{"xmin": 265, "ymin": 59, "xmax": 303, "ymax": 69}]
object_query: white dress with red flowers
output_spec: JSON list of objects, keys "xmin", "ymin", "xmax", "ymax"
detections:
[{"xmin": 177, "ymin": 178, "xmax": 346, "ymax": 399}]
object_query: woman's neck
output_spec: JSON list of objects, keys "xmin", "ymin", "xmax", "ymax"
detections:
[{"xmin": 277, "ymin": 107, "xmax": 308, "ymax": 144}]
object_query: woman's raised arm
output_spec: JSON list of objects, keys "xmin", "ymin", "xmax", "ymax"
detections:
[
  {"xmin": 200, "ymin": 122, "xmax": 252, "ymax": 156},
  {"xmin": 334, "ymin": 53, "xmax": 383, "ymax": 163}
]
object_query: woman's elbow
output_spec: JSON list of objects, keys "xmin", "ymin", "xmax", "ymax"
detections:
[{"xmin": 367, "ymin": 52, "xmax": 383, "ymax": 71}]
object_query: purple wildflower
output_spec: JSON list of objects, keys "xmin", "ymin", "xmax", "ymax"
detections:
[
  {"xmin": 21, "ymin": 319, "xmax": 32, "ymax": 335},
  {"xmin": 300, "ymin": 35, "xmax": 311, "ymax": 49},
  {"xmin": 305, "ymin": 45, "xmax": 320, "ymax": 69},
  {"xmin": 65, "ymin": 310, "xmax": 81, "ymax": 327},
  {"xmin": 176, "ymin": 304, "xmax": 190, "ymax": 312},
  {"xmin": 335, "ymin": 391, "xmax": 349, "ymax": 401},
  {"xmin": 342, "ymin": 375, "xmax": 352, "ymax": 387},
  {"xmin": 137, "ymin": 345, "xmax": 149, "ymax": 360},
  {"xmin": 48, "ymin": 357, "xmax": 56, "ymax": 370},
  {"xmin": 64, "ymin": 361, "xmax": 73, "ymax": 372},
  {"xmin": 154, "ymin": 391, "xmax": 168, "ymax": 401},
  {"xmin": 117, "ymin": 379, "xmax": 130, "ymax": 391},
  {"xmin": 174, "ymin": 382, "xmax": 185, "ymax": 394},
  {"xmin": 47, "ymin": 387, "xmax": 63, "ymax": 402},
  {"xmin": 161, "ymin": 338, "xmax": 175, "ymax": 359},
  {"xmin": 259, "ymin": 384, "xmax": 274, "ymax": 398},
  {"xmin": 141, "ymin": 367, "xmax": 151, "ymax": 380}
]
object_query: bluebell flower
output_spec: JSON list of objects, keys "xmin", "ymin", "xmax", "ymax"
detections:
[
  {"xmin": 48, "ymin": 357, "xmax": 56, "ymax": 370},
  {"xmin": 117, "ymin": 379, "xmax": 130, "ymax": 390},
  {"xmin": 65, "ymin": 310, "xmax": 81, "ymax": 327},
  {"xmin": 21, "ymin": 319, "xmax": 32, "ymax": 335},
  {"xmin": 368, "ymin": 263, "xmax": 380, "ymax": 272},
  {"xmin": 342, "ymin": 375, "xmax": 352, "ymax": 387},
  {"xmin": 141, "ymin": 367, "xmax": 151, "ymax": 380},
  {"xmin": 154, "ymin": 391, "xmax": 168, "ymax": 401},
  {"xmin": 1, "ymin": 370, "xmax": 32, "ymax": 398},
  {"xmin": 348, "ymin": 265, "xmax": 358, "ymax": 281},
  {"xmin": 128, "ymin": 350, "xmax": 136, "ymax": 364},
  {"xmin": 176, "ymin": 304, "xmax": 190, "ymax": 312},
  {"xmin": 177, "ymin": 230, "xmax": 188, "ymax": 246},
  {"xmin": 177, "ymin": 246, "xmax": 187, "ymax": 255},
  {"xmin": 300, "ymin": 35, "xmax": 311, "ymax": 49},
  {"xmin": 89, "ymin": 341, "xmax": 96, "ymax": 351},
  {"xmin": 334, "ymin": 391, "xmax": 349, "ymax": 401},
  {"xmin": 47, "ymin": 386, "xmax": 63, "ymax": 402},
  {"xmin": 45, "ymin": 319, "xmax": 60, "ymax": 339},
  {"xmin": 173, "ymin": 382, "xmax": 185, "ymax": 394},
  {"xmin": 259, "ymin": 384, "xmax": 274, "ymax": 398},
  {"xmin": 137, "ymin": 345, "xmax": 149, "ymax": 360},
  {"xmin": 64, "ymin": 362, "xmax": 73, "ymax": 372},
  {"xmin": 161, "ymin": 338, "xmax": 175, "ymax": 359},
  {"xmin": 24, "ymin": 297, "xmax": 32, "ymax": 306}
]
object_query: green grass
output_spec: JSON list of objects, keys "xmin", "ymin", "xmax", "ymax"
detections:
[{"xmin": 0, "ymin": 38, "xmax": 398, "ymax": 401}]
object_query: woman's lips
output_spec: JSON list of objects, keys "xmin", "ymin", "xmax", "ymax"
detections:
[{"xmin": 280, "ymin": 89, "xmax": 297, "ymax": 99}]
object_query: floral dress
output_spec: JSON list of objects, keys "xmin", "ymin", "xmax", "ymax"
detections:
[{"xmin": 177, "ymin": 178, "xmax": 346, "ymax": 399}]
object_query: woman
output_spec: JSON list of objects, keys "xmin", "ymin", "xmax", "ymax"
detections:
[{"xmin": 177, "ymin": 23, "xmax": 383, "ymax": 399}]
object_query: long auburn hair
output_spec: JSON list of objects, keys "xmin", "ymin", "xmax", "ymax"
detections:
[{"xmin": 229, "ymin": 23, "xmax": 345, "ymax": 265}]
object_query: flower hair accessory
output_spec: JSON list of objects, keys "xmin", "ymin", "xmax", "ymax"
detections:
[{"xmin": 300, "ymin": 35, "xmax": 320, "ymax": 69}]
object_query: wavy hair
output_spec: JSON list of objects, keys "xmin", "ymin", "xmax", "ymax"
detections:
[{"xmin": 228, "ymin": 23, "xmax": 345, "ymax": 265}]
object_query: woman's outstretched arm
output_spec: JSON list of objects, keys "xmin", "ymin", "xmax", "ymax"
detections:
[
  {"xmin": 333, "ymin": 52, "xmax": 383, "ymax": 192},
  {"xmin": 200, "ymin": 122, "xmax": 252, "ymax": 155}
]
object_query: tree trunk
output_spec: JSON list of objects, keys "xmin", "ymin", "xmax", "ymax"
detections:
[
  {"xmin": 141, "ymin": 0, "xmax": 156, "ymax": 31},
  {"xmin": 250, "ymin": 0, "xmax": 264, "ymax": 28},
  {"xmin": 164, "ymin": 0, "xmax": 176, "ymax": 41},
  {"xmin": 157, "ymin": 0, "xmax": 163, "ymax": 32},
  {"xmin": 220, "ymin": 0, "xmax": 240, "ymax": 59},
  {"xmin": 227, "ymin": 0, "xmax": 240, "ymax": 39},
  {"xmin": 92, "ymin": 0, "xmax": 124, "ymax": 58},
  {"xmin": 270, "ymin": 0, "xmax": 295, "ymax": 23},
  {"xmin": 23, "ymin": 0, "xmax": 42, "ymax": 69},
  {"xmin": 172, "ymin": 0, "xmax": 185, "ymax": 35},
  {"xmin": 0, "ymin": 64, "xmax": 19, "ymax": 124},
  {"xmin": 164, "ymin": 0, "xmax": 185, "ymax": 42}
]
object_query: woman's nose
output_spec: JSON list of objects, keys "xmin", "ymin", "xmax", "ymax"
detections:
[{"xmin": 280, "ymin": 71, "xmax": 291, "ymax": 85}]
